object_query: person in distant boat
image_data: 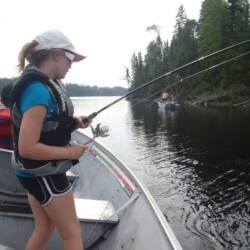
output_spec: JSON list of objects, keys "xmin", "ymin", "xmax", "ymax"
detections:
[
  {"xmin": 11, "ymin": 30, "xmax": 90, "ymax": 250},
  {"xmin": 0, "ymin": 83, "xmax": 13, "ymax": 150},
  {"xmin": 170, "ymin": 95, "xmax": 176, "ymax": 103},
  {"xmin": 161, "ymin": 90, "xmax": 169, "ymax": 102}
]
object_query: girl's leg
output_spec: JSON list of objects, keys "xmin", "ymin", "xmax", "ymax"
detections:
[
  {"xmin": 25, "ymin": 193, "xmax": 55, "ymax": 250},
  {"xmin": 44, "ymin": 191, "xmax": 84, "ymax": 250}
]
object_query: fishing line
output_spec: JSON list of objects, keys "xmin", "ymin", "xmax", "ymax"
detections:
[
  {"xmin": 130, "ymin": 50, "xmax": 250, "ymax": 108},
  {"xmin": 83, "ymin": 40, "xmax": 250, "ymax": 123}
]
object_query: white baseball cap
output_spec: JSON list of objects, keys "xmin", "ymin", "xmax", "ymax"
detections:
[{"xmin": 33, "ymin": 29, "xmax": 86, "ymax": 62}]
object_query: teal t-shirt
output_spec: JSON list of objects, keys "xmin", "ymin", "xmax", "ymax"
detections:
[{"xmin": 19, "ymin": 81, "xmax": 56, "ymax": 120}]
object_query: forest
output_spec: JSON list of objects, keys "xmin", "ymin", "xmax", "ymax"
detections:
[
  {"xmin": 0, "ymin": 78, "xmax": 127, "ymax": 97},
  {"xmin": 126, "ymin": 0, "xmax": 250, "ymax": 104}
]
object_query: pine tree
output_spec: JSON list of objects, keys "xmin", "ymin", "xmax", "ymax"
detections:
[
  {"xmin": 196, "ymin": 0, "xmax": 229, "ymax": 94},
  {"xmin": 169, "ymin": 6, "xmax": 198, "ymax": 98},
  {"xmin": 128, "ymin": 52, "xmax": 145, "ymax": 99},
  {"xmin": 225, "ymin": 0, "xmax": 250, "ymax": 90},
  {"xmin": 198, "ymin": 0, "xmax": 228, "ymax": 54}
]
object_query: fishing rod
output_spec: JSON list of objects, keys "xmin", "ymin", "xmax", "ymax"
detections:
[
  {"xmin": 131, "ymin": 50, "xmax": 250, "ymax": 107},
  {"xmin": 83, "ymin": 39, "xmax": 250, "ymax": 123}
]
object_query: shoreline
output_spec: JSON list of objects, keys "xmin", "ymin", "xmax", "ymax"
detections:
[
  {"xmin": 127, "ymin": 98, "xmax": 250, "ymax": 108},
  {"xmin": 181, "ymin": 100, "xmax": 250, "ymax": 108}
]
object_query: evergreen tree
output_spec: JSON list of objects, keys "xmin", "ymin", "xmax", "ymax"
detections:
[
  {"xmin": 224, "ymin": 0, "xmax": 250, "ymax": 90},
  {"xmin": 144, "ymin": 38, "xmax": 165, "ymax": 96},
  {"xmin": 227, "ymin": 0, "xmax": 250, "ymax": 42},
  {"xmin": 169, "ymin": 6, "xmax": 198, "ymax": 98},
  {"xmin": 198, "ymin": 0, "xmax": 228, "ymax": 54},
  {"xmin": 169, "ymin": 6, "xmax": 198, "ymax": 68},
  {"xmin": 196, "ymin": 0, "xmax": 229, "ymax": 93},
  {"xmin": 128, "ymin": 52, "xmax": 145, "ymax": 99},
  {"xmin": 162, "ymin": 40, "xmax": 170, "ymax": 70},
  {"xmin": 169, "ymin": 5, "xmax": 188, "ymax": 69}
]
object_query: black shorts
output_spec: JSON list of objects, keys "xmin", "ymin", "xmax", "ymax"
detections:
[{"xmin": 17, "ymin": 173, "xmax": 72, "ymax": 206}]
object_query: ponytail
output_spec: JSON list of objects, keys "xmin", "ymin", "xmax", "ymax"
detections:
[
  {"xmin": 16, "ymin": 41, "xmax": 37, "ymax": 73},
  {"xmin": 16, "ymin": 40, "xmax": 51, "ymax": 73}
]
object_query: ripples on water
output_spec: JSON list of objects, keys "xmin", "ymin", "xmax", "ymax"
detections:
[
  {"xmin": 129, "ymin": 104, "xmax": 250, "ymax": 250},
  {"xmin": 73, "ymin": 97, "xmax": 250, "ymax": 250}
]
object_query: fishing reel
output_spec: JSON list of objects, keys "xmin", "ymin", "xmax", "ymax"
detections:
[{"xmin": 85, "ymin": 122, "xmax": 110, "ymax": 145}]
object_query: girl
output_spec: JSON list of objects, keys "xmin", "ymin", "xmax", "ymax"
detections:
[{"xmin": 11, "ymin": 29, "xmax": 89, "ymax": 250}]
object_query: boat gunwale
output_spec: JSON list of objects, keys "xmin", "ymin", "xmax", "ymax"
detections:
[{"xmin": 75, "ymin": 130, "xmax": 182, "ymax": 249}]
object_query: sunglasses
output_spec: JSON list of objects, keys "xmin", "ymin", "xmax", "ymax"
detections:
[{"xmin": 61, "ymin": 51, "xmax": 75, "ymax": 63}]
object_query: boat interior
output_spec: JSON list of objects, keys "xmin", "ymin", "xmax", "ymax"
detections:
[{"xmin": 0, "ymin": 148, "xmax": 119, "ymax": 249}]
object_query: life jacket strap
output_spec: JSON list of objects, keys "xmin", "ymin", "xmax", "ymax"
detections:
[{"xmin": 11, "ymin": 153, "xmax": 79, "ymax": 176}]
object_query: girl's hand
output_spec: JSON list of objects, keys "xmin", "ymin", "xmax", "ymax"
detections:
[
  {"xmin": 67, "ymin": 144, "xmax": 88, "ymax": 159},
  {"xmin": 74, "ymin": 116, "xmax": 92, "ymax": 129}
]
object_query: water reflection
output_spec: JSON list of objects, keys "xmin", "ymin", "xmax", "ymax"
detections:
[
  {"xmin": 129, "ymin": 103, "xmax": 250, "ymax": 249},
  {"xmin": 73, "ymin": 97, "xmax": 250, "ymax": 250}
]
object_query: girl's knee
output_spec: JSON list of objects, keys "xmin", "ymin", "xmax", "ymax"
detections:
[
  {"xmin": 35, "ymin": 220, "xmax": 55, "ymax": 237},
  {"xmin": 58, "ymin": 221, "xmax": 82, "ymax": 240}
]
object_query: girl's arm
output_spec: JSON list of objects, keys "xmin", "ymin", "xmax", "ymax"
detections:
[{"xmin": 18, "ymin": 105, "xmax": 87, "ymax": 161}]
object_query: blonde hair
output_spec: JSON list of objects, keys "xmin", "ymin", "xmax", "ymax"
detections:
[{"xmin": 16, "ymin": 41, "xmax": 52, "ymax": 73}]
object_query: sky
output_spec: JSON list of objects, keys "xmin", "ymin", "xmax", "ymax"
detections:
[{"xmin": 0, "ymin": 0, "xmax": 203, "ymax": 87}]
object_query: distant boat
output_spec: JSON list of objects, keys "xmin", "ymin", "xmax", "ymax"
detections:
[
  {"xmin": 0, "ymin": 130, "xmax": 182, "ymax": 250},
  {"xmin": 158, "ymin": 101, "xmax": 181, "ymax": 111}
]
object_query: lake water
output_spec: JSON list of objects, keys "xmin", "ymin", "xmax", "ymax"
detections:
[{"xmin": 72, "ymin": 97, "xmax": 250, "ymax": 250}]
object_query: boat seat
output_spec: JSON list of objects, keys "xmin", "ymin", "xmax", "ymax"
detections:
[
  {"xmin": 74, "ymin": 198, "xmax": 119, "ymax": 248},
  {"xmin": 0, "ymin": 244, "xmax": 15, "ymax": 250},
  {"xmin": 0, "ymin": 199, "xmax": 119, "ymax": 250},
  {"xmin": 74, "ymin": 198, "xmax": 118, "ymax": 224}
]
